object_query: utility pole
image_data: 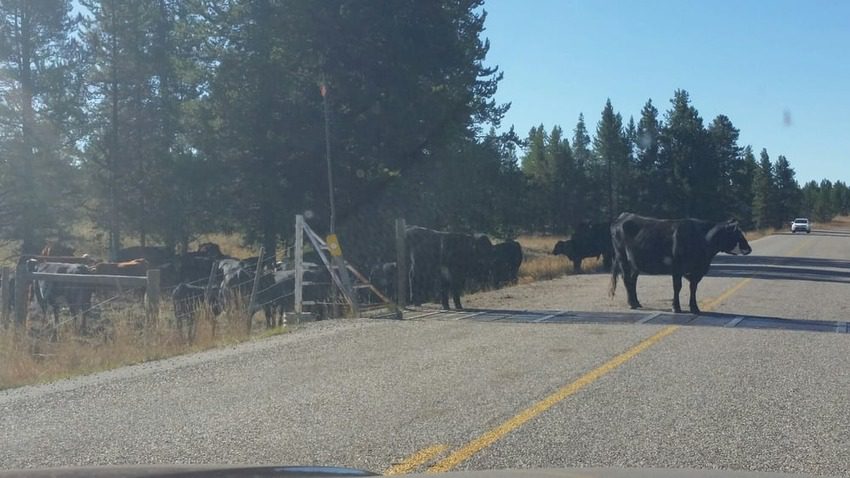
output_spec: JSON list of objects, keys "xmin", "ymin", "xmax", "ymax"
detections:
[{"xmin": 321, "ymin": 81, "xmax": 335, "ymax": 234}]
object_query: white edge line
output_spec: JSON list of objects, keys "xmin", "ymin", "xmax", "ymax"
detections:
[
  {"xmin": 531, "ymin": 311, "xmax": 567, "ymax": 323},
  {"xmin": 637, "ymin": 312, "xmax": 663, "ymax": 324}
]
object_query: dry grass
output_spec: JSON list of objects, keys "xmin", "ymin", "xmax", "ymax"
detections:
[
  {"xmin": 815, "ymin": 215, "xmax": 850, "ymax": 229},
  {"xmin": 0, "ymin": 298, "xmax": 289, "ymax": 390},
  {"xmin": 744, "ymin": 227, "xmax": 779, "ymax": 242},
  {"xmin": 514, "ymin": 234, "xmax": 605, "ymax": 283}
]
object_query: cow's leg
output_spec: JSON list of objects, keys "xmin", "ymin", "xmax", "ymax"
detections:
[
  {"xmin": 50, "ymin": 305, "xmax": 60, "ymax": 342},
  {"xmin": 620, "ymin": 261, "xmax": 641, "ymax": 308},
  {"xmin": 688, "ymin": 277, "xmax": 701, "ymax": 314},
  {"xmin": 602, "ymin": 253, "xmax": 612, "ymax": 271},
  {"xmin": 671, "ymin": 274, "xmax": 683, "ymax": 313},
  {"xmin": 451, "ymin": 277, "xmax": 463, "ymax": 310},
  {"xmin": 572, "ymin": 258, "xmax": 582, "ymax": 273},
  {"xmin": 439, "ymin": 266, "xmax": 451, "ymax": 310},
  {"xmin": 625, "ymin": 273, "xmax": 641, "ymax": 309}
]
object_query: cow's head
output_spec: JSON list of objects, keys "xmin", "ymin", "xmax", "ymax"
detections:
[
  {"xmin": 708, "ymin": 221, "xmax": 752, "ymax": 256},
  {"xmin": 552, "ymin": 240, "xmax": 575, "ymax": 259}
]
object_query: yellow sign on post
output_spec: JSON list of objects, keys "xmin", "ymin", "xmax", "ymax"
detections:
[{"xmin": 326, "ymin": 234, "xmax": 343, "ymax": 257}]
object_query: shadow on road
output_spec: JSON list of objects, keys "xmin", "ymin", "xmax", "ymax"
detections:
[
  {"xmin": 774, "ymin": 229, "xmax": 850, "ymax": 237},
  {"xmin": 406, "ymin": 307, "xmax": 849, "ymax": 335},
  {"xmin": 708, "ymin": 255, "xmax": 850, "ymax": 284}
]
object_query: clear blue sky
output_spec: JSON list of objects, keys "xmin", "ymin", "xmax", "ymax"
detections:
[{"xmin": 481, "ymin": 0, "xmax": 850, "ymax": 184}]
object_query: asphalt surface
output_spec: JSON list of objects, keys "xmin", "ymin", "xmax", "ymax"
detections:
[{"xmin": 2, "ymin": 230, "xmax": 849, "ymax": 476}]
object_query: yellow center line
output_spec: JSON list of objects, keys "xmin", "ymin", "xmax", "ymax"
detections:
[
  {"xmin": 426, "ymin": 325, "xmax": 679, "ymax": 473},
  {"xmin": 385, "ymin": 444, "xmax": 448, "ymax": 475},
  {"xmin": 699, "ymin": 277, "xmax": 752, "ymax": 312}
]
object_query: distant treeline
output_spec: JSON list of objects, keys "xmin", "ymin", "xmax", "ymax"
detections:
[
  {"xmin": 518, "ymin": 92, "xmax": 850, "ymax": 235},
  {"xmin": 0, "ymin": 1, "xmax": 845, "ymax": 267}
]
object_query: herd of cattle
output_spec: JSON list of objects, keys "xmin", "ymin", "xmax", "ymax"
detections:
[
  {"xmin": 396, "ymin": 213, "xmax": 752, "ymax": 315},
  {"xmin": 1, "ymin": 212, "xmax": 754, "ymax": 341}
]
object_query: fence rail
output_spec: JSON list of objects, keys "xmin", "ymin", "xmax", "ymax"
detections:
[{"xmin": 3, "ymin": 266, "xmax": 161, "ymax": 327}]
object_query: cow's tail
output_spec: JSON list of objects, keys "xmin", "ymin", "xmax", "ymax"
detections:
[{"xmin": 608, "ymin": 256, "xmax": 619, "ymax": 298}]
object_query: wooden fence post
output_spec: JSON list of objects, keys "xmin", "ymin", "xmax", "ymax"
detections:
[
  {"xmin": 145, "ymin": 269, "xmax": 160, "ymax": 326},
  {"xmin": 294, "ymin": 215, "xmax": 304, "ymax": 324},
  {"xmin": 246, "ymin": 247, "xmax": 265, "ymax": 332},
  {"xmin": 1, "ymin": 266, "xmax": 10, "ymax": 328},
  {"xmin": 395, "ymin": 218, "xmax": 407, "ymax": 311},
  {"xmin": 14, "ymin": 263, "xmax": 28, "ymax": 327}
]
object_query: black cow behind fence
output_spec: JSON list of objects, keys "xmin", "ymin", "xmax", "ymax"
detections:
[
  {"xmin": 552, "ymin": 221, "xmax": 613, "ymax": 273},
  {"xmin": 172, "ymin": 283, "xmax": 222, "ymax": 342},
  {"xmin": 254, "ymin": 266, "xmax": 330, "ymax": 327},
  {"xmin": 405, "ymin": 226, "xmax": 491, "ymax": 310},
  {"xmin": 369, "ymin": 262, "xmax": 397, "ymax": 303},
  {"xmin": 609, "ymin": 212, "xmax": 752, "ymax": 314},
  {"xmin": 28, "ymin": 260, "xmax": 94, "ymax": 340},
  {"xmin": 215, "ymin": 258, "xmax": 255, "ymax": 309},
  {"xmin": 491, "ymin": 240, "xmax": 523, "ymax": 287}
]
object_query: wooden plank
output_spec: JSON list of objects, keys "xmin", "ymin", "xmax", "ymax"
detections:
[
  {"xmin": 28, "ymin": 271, "xmax": 147, "ymax": 287},
  {"xmin": 14, "ymin": 263, "xmax": 28, "ymax": 326},
  {"xmin": 346, "ymin": 265, "xmax": 392, "ymax": 304},
  {"xmin": 0, "ymin": 266, "xmax": 10, "ymax": 328},
  {"xmin": 294, "ymin": 215, "xmax": 304, "ymax": 324},
  {"xmin": 19, "ymin": 255, "xmax": 95, "ymax": 264},
  {"xmin": 395, "ymin": 218, "xmax": 407, "ymax": 309}
]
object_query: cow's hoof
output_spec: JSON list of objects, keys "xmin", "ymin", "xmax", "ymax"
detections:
[
  {"xmin": 672, "ymin": 307, "xmax": 683, "ymax": 313},
  {"xmin": 629, "ymin": 304, "xmax": 642, "ymax": 310},
  {"xmin": 690, "ymin": 307, "xmax": 701, "ymax": 315}
]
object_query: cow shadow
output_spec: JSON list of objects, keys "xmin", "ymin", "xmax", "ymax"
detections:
[
  {"xmin": 708, "ymin": 255, "xmax": 850, "ymax": 284},
  {"xmin": 774, "ymin": 229, "xmax": 850, "ymax": 238},
  {"xmin": 425, "ymin": 307, "xmax": 847, "ymax": 335}
]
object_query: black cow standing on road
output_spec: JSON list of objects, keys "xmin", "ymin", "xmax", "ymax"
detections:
[
  {"xmin": 29, "ymin": 261, "xmax": 94, "ymax": 340},
  {"xmin": 470, "ymin": 234, "xmax": 495, "ymax": 290},
  {"xmin": 406, "ymin": 226, "xmax": 488, "ymax": 310},
  {"xmin": 552, "ymin": 221, "xmax": 613, "ymax": 273},
  {"xmin": 491, "ymin": 240, "xmax": 523, "ymax": 287},
  {"xmin": 609, "ymin": 213, "xmax": 752, "ymax": 314}
]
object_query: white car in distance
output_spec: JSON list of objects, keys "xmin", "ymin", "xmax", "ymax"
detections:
[{"xmin": 791, "ymin": 217, "xmax": 811, "ymax": 233}]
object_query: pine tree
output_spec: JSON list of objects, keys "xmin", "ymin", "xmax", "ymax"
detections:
[
  {"xmin": 572, "ymin": 113, "xmax": 594, "ymax": 223},
  {"xmin": 708, "ymin": 114, "xmax": 742, "ymax": 218},
  {"xmin": 659, "ymin": 89, "xmax": 713, "ymax": 218},
  {"xmin": 592, "ymin": 99, "xmax": 626, "ymax": 221},
  {"xmin": 635, "ymin": 99, "xmax": 660, "ymax": 215},
  {"xmin": 773, "ymin": 155, "xmax": 801, "ymax": 222},
  {"xmin": 752, "ymin": 148, "xmax": 778, "ymax": 228},
  {"xmin": 548, "ymin": 125, "xmax": 575, "ymax": 233},
  {"xmin": 0, "ymin": 0, "xmax": 82, "ymax": 252},
  {"xmin": 731, "ymin": 146, "xmax": 758, "ymax": 228}
]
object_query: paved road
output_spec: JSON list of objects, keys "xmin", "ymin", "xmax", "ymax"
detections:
[{"xmin": 2, "ymin": 230, "xmax": 849, "ymax": 476}]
